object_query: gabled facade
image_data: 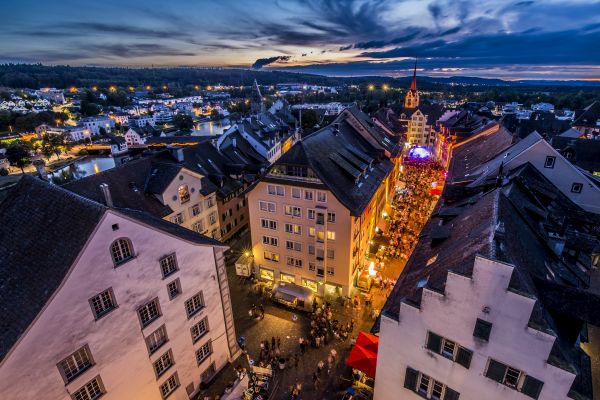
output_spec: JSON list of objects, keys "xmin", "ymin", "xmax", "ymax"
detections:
[{"xmin": 0, "ymin": 176, "xmax": 239, "ymax": 400}]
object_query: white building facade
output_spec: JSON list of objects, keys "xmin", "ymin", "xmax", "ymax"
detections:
[{"xmin": 375, "ymin": 256, "xmax": 577, "ymax": 400}]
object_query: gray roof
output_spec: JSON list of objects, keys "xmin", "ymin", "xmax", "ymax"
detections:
[
  {"xmin": 0, "ymin": 176, "xmax": 106, "ymax": 360},
  {"xmin": 0, "ymin": 175, "xmax": 224, "ymax": 360},
  {"xmin": 573, "ymin": 101, "xmax": 600, "ymax": 128},
  {"xmin": 268, "ymin": 116, "xmax": 394, "ymax": 216}
]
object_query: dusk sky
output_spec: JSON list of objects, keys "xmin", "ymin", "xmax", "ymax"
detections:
[{"xmin": 2, "ymin": 0, "xmax": 600, "ymax": 80}]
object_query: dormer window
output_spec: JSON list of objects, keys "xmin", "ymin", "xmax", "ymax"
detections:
[{"xmin": 178, "ymin": 185, "xmax": 190, "ymax": 204}]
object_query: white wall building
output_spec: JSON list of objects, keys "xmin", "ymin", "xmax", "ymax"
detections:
[
  {"xmin": 0, "ymin": 176, "xmax": 240, "ymax": 400},
  {"xmin": 81, "ymin": 116, "xmax": 115, "ymax": 135}
]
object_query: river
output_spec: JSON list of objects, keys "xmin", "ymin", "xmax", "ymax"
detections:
[
  {"xmin": 50, "ymin": 156, "xmax": 116, "ymax": 184},
  {"xmin": 191, "ymin": 119, "xmax": 230, "ymax": 136}
]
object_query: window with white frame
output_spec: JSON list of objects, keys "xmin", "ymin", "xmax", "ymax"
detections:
[
  {"xmin": 259, "ymin": 200, "xmax": 276, "ymax": 212},
  {"xmin": 138, "ymin": 298, "xmax": 161, "ymax": 328},
  {"xmin": 327, "ymin": 212, "xmax": 336, "ymax": 223},
  {"xmin": 206, "ymin": 196, "xmax": 215, "ymax": 208},
  {"xmin": 145, "ymin": 325, "xmax": 168, "ymax": 355},
  {"xmin": 191, "ymin": 317, "xmax": 209, "ymax": 343},
  {"xmin": 267, "ymin": 184, "xmax": 284, "ymax": 196},
  {"xmin": 327, "ymin": 266, "xmax": 335, "ymax": 276},
  {"xmin": 308, "ymin": 245, "xmax": 315, "ymax": 255},
  {"xmin": 285, "ymin": 223, "xmax": 302, "ymax": 235},
  {"xmin": 167, "ymin": 279, "xmax": 181, "ymax": 300},
  {"xmin": 89, "ymin": 288, "xmax": 117, "ymax": 320},
  {"xmin": 261, "ymin": 218, "xmax": 278, "ymax": 230},
  {"xmin": 71, "ymin": 376, "xmax": 105, "ymax": 400},
  {"xmin": 192, "ymin": 219, "xmax": 206, "ymax": 233},
  {"xmin": 208, "ymin": 211, "xmax": 217, "ymax": 225},
  {"xmin": 196, "ymin": 340, "xmax": 213, "ymax": 365},
  {"xmin": 159, "ymin": 373, "xmax": 179, "ymax": 399},
  {"xmin": 58, "ymin": 345, "xmax": 94, "ymax": 383},
  {"xmin": 308, "ymin": 262, "xmax": 316, "ymax": 271},
  {"xmin": 264, "ymin": 251, "xmax": 279, "ymax": 262},
  {"xmin": 304, "ymin": 190, "xmax": 314, "ymax": 201},
  {"xmin": 317, "ymin": 191, "xmax": 327, "ymax": 202},
  {"xmin": 170, "ymin": 212, "xmax": 185, "ymax": 225},
  {"xmin": 153, "ymin": 350, "xmax": 174, "ymax": 377},
  {"xmin": 190, "ymin": 203, "xmax": 202, "ymax": 217},
  {"xmin": 291, "ymin": 187, "xmax": 301, "ymax": 198},
  {"xmin": 307, "ymin": 209, "xmax": 316, "ymax": 219},
  {"xmin": 262, "ymin": 235, "xmax": 278, "ymax": 246},
  {"xmin": 110, "ymin": 238, "xmax": 133, "ymax": 266},
  {"xmin": 184, "ymin": 292, "xmax": 204, "ymax": 318},
  {"xmin": 160, "ymin": 254, "xmax": 178, "ymax": 278}
]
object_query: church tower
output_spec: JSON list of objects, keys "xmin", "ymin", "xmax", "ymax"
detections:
[
  {"xmin": 250, "ymin": 79, "xmax": 265, "ymax": 114},
  {"xmin": 404, "ymin": 60, "xmax": 420, "ymax": 109}
]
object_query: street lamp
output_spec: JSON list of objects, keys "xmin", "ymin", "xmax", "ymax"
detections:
[{"xmin": 368, "ymin": 84, "xmax": 375, "ymax": 91}]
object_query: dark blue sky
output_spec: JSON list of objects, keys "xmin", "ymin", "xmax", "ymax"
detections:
[{"xmin": 1, "ymin": 0, "xmax": 599, "ymax": 80}]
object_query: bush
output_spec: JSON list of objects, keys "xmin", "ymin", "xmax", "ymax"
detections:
[{"xmin": 78, "ymin": 149, "xmax": 89, "ymax": 156}]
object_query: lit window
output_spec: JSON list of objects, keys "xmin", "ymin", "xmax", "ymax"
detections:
[
  {"xmin": 111, "ymin": 238, "xmax": 133, "ymax": 266},
  {"xmin": 178, "ymin": 185, "xmax": 190, "ymax": 204},
  {"xmin": 170, "ymin": 212, "xmax": 185, "ymax": 225}
]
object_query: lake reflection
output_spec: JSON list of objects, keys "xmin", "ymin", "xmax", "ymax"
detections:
[{"xmin": 191, "ymin": 119, "xmax": 230, "ymax": 136}]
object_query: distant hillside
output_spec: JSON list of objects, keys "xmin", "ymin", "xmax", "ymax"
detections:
[{"xmin": 0, "ymin": 63, "xmax": 599, "ymax": 90}]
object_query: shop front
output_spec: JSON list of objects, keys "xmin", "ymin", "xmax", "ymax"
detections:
[
  {"xmin": 324, "ymin": 282, "xmax": 343, "ymax": 298},
  {"xmin": 301, "ymin": 278, "xmax": 319, "ymax": 293},
  {"xmin": 280, "ymin": 272, "xmax": 296, "ymax": 284},
  {"xmin": 259, "ymin": 266, "xmax": 274, "ymax": 282}
]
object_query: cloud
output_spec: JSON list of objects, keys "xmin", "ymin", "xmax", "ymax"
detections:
[{"xmin": 251, "ymin": 56, "xmax": 292, "ymax": 69}]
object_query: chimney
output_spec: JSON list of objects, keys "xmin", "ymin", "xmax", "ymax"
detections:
[
  {"xmin": 333, "ymin": 122, "xmax": 340, "ymax": 135},
  {"xmin": 99, "ymin": 183, "xmax": 114, "ymax": 207},
  {"xmin": 232, "ymin": 138, "xmax": 237, "ymax": 148},
  {"xmin": 32, "ymin": 159, "xmax": 48, "ymax": 181}
]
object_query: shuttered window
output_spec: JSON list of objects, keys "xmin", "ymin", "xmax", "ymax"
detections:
[
  {"xmin": 426, "ymin": 332, "xmax": 442, "ymax": 353},
  {"xmin": 485, "ymin": 359, "xmax": 507, "ymax": 382},
  {"xmin": 521, "ymin": 376, "xmax": 544, "ymax": 399},
  {"xmin": 404, "ymin": 367, "xmax": 419, "ymax": 390},
  {"xmin": 455, "ymin": 347, "xmax": 472, "ymax": 369},
  {"xmin": 473, "ymin": 318, "xmax": 492, "ymax": 341}
]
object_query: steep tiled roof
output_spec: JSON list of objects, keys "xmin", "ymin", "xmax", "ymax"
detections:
[
  {"xmin": 448, "ymin": 125, "xmax": 514, "ymax": 182},
  {"xmin": 63, "ymin": 155, "xmax": 173, "ymax": 217},
  {"xmin": 573, "ymin": 101, "xmax": 600, "ymax": 128},
  {"xmin": 1, "ymin": 175, "xmax": 225, "ymax": 360},
  {"xmin": 0, "ymin": 176, "xmax": 106, "ymax": 360},
  {"xmin": 269, "ymin": 118, "xmax": 394, "ymax": 216}
]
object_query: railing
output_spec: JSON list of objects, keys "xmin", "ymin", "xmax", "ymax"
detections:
[{"xmin": 265, "ymin": 173, "xmax": 322, "ymax": 184}]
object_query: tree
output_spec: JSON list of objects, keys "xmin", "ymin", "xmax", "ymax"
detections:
[
  {"xmin": 300, "ymin": 109, "xmax": 319, "ymax": 131},
  {"xmin": 6, "ymin": 141, "xmax": 31, "ymax": 173},
  {"xmin": 42, "ymin": 133, "xmax": 69, "ymax": 160},
  {"xmin": 173, "ymin": 114, "xmax": 194, "ymax": 132}
]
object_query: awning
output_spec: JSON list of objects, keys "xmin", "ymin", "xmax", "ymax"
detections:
[{"xmin": 346, "ymin": 333, "xmax": 378, "ymax": 378}]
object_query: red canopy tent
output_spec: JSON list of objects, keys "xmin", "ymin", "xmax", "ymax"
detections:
[
  {"xmin": 355, "ymin": 331, "xmax": 379, "ymax": 353},
  {"xmin": 346, "ymin": 332, "xmax": 379, "ymax": 378}
]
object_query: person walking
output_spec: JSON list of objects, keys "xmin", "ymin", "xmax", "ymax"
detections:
[
  {"xmin": 313, "ymin": 372, "xmax": 320, "ymax": 391},
  {"xmin": 317, "ymin": 360, "xmax": 324, "ymax": 375}
]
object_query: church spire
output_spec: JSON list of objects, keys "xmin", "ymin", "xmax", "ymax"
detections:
[
  {"xmin": 404, "ymin": 58, "xmax": 420, "ymax": 109},
  {"xmin": 250, "ymin": 79, "xmax": 264, "ymax": 114},
  {"xmin": 410, "ymin": 58, "xmax": 417, "ymax": 92}
]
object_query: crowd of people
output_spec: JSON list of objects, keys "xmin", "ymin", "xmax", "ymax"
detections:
[{"xmin": 380, "ymin": 161, "xmax": 445, "ymax": 262}]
